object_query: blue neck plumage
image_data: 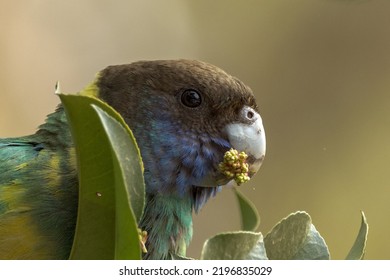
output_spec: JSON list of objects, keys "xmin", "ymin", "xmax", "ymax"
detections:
[{"xmin": 134, "ymin": 117, "xmax": 231, "ymax": 259}]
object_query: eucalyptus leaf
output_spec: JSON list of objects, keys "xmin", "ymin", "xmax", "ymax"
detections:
[
  {"xmin": 234, "ymin": 188, "xmax": 260, "ymax": 231},
  {"xmin": 201, "ymin": 231, "xmax": 267, "ymax": 260},
  {"xmin": 93, "ymin": 105, "xmax": 144, "ymax": 260},
  {"xmin": 346, "ymin": 211, "xmax": 369, "ymax": 260},
  {"xmin": 264, "ymin": 211, "xmax": 330, "ymax": 260},
  {"xmin": 60, "ymin": 94, "xmax": 144, "ymax": 260},
  {"xmin": 92, "ymin": 104, "xmax": 145, "ymax": 223}
]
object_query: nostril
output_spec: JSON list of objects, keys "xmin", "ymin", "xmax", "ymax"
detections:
[
  {"xmin": 247, "ymin": 110, "xmax": 254, "ymax": 119},
  {"xmin": 240, "ymin": 106, "xmax": 259, "ymax": 123}
]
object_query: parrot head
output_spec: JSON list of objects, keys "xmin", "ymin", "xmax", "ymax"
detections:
[
  {"xmin": 96, "ymin": 60, "xmax": 265, "ymax": 195},
  {"xmin": 91, "ymin": 59, "xmax": 266, "ymax": 258}
]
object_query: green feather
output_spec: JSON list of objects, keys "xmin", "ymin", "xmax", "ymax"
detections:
[
  {"xmin": 141, "ymin": 193, "xmax": 193, "ymax": 259},
  {"xmin": 0, "ymin": 106, "xmax": 78, "ymax": 259}
]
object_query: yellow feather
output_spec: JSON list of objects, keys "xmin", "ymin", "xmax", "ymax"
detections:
[
  {"xmin": 79, "ymin": 76, "xmax": 100, "ymax": 97},
  {"xmin": 0, "ymin": 214, "xmax": 57, "ymax": 259}
]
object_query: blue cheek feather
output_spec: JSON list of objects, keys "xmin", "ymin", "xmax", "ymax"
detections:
[{"xmin": 133, "ymin": 118, "xmax": 231, "ymax": 197}]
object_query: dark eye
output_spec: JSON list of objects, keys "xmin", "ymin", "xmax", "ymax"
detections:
[{"xmin": 181, "ymin": 89, "xmax": 202, "ymax": 108}]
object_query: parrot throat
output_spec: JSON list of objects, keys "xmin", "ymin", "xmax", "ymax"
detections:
[{"xmin": 139, "ymin": 192, "xmax": 193, "ymax": 260}]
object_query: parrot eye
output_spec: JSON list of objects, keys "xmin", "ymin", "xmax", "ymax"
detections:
[{"xmin": 181, "ymin": 89, "xmax": 202, "ymax": 108}]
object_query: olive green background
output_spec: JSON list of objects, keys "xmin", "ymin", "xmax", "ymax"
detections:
[{"xmin": 1, "ymin": 0, "xmax": 389, "ymax": 259}]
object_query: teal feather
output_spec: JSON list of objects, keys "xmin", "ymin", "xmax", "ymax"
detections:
[{"xmin": 0, "ymin": 106, "xmax": 78, "ymax": 259}]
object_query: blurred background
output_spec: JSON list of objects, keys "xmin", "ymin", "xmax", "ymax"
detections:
[{"xmin": 1, "ymin": 0, "xmax": 389, "ymax": 259}]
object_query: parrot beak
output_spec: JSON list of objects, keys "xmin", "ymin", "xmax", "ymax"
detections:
[
  {"xmin": 225, "ymin": 105, "xmax": 266, "ymax": 178},
  {"xmin": 195, "ymin": 105, "xmax": 266, "ymax": 187}
]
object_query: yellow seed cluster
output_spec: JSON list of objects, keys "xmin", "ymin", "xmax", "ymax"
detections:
[
  {"xmin": 138, "ymin": 228, "xmax": 148, "ymax": 253},
  {"xmin": 218, "ymin": 148, "xmax": 250, "ymax": 186}
]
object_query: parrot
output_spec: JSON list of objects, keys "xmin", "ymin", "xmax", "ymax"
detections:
[{"xmin": 0, "ymin": 59, "xmax": 266, "ymax": 260}]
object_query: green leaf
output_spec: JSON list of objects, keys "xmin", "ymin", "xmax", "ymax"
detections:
[
  {"xmin": 59, "ymin": 94, "xmax": 145, "ymax": 260},
  {"xmin": 233, "ymin": 188, "xmax": 260, "ymax": 231},
  {"xmin": 264, "ymin": 211, "xmax": 330, "ymax": 260},
  {"xmin": 200, "ymin": 231, "xmax": 268, "ymax": 260},
  {"xmin": 93, "ymin": 106, "xmax": 144, "ymax": 259},
  {"xmin": 346, "ymin": 211, "xmax": 369, "ymax": 260},
  {"xmin": 92, "ymin": 105, "xmax": 145, "ymax": 223}
]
